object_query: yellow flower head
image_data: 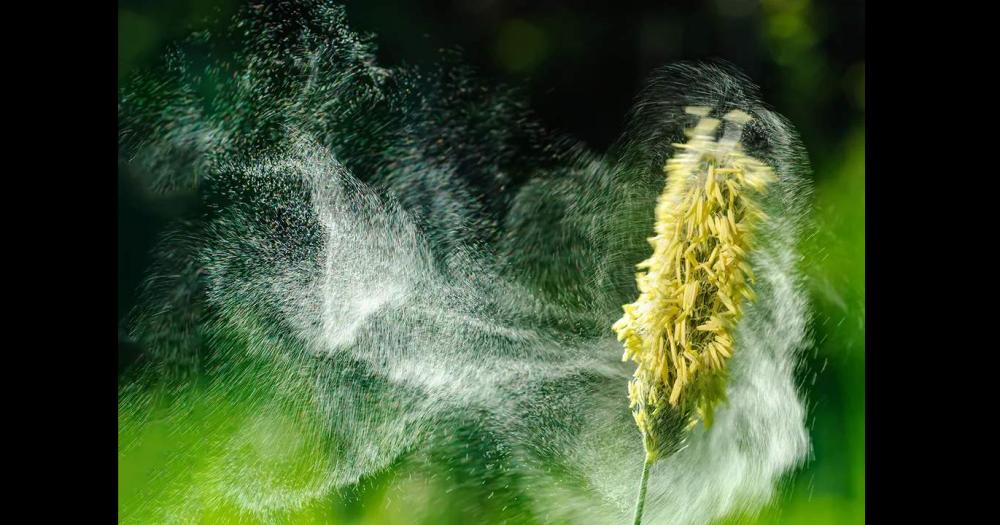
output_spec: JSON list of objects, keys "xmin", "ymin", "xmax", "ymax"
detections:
[{"xmin": 612, "ymin": 107, "xmax": 775, "ymax": 461}]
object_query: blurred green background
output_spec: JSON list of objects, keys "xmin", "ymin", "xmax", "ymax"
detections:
[{"xmin": 119, "ymin": 0, "xmax": 864, "ymax": 523}]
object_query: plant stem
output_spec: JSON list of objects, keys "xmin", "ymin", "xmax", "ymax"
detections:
[{"xmin": 632, "ymin": 456, "xmax": 653, "ymax": 525}]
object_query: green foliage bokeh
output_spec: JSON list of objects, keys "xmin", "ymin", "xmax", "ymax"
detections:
[{"xmin": 119, "ymin": 1, "xmax": 864, "ymax": 523}]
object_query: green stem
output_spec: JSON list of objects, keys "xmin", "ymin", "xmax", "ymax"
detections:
[{"xmin": 632, "ymin": 456, "xmax": 653, "ymax": 525}]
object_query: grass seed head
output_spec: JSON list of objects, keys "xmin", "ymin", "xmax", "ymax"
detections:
[{"xmin": 612, "ymin": 106, "xmax": 775, "ymax": 462}]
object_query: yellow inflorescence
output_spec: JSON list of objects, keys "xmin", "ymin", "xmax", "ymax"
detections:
[{"xmin": 612, "ymin": 107, "xmax": 775, "ymax": 461}]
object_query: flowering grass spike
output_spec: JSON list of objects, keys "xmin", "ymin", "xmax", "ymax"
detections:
[{"xmin": 613, "ymin": 107, "xmax": 776, "ymax": 524}]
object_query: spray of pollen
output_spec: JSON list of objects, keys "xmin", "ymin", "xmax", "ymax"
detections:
[{"xmin": 612, "ymin": 107, "xmax": 775, "ymax": 525}]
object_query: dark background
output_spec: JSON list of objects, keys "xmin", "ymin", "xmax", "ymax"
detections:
[{"xmin": 119, "ymin": 0, "xmax": 864, "ymax": 328}]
